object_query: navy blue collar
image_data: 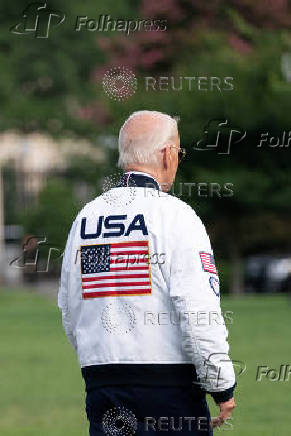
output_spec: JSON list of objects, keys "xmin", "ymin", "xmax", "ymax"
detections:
[{"xmin": 116, "ymin": 172, "xmax": 160, "ymax": 190}]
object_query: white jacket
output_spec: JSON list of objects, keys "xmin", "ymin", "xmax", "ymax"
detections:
[{"xmin": 58, "ymin": 172, "xmax": 236, "ymax": 401}]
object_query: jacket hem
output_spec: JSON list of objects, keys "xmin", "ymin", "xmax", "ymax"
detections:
[{"xmin": 81, "ymin": 363, "xmax": 200, "ymax": 389}]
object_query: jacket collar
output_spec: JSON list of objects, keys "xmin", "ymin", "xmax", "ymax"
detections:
[{"xmin": 116, "ymin": 171, "xmax": 160, "ymax": 190}]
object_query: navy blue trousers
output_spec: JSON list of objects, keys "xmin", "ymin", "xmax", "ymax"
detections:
[{"xmin": 84, "ymin": 384, "xmax": 213, "ymax": 436}]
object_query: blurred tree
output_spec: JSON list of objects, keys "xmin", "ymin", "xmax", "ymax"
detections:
[
  {"xmin": 2, "ymin": 0, "xmax": 291, "ymax": 292},
  {"xmin": 20, "ymin": 150, "xmax": 115, "ymax": 249},
  {"xmin": 21, "ymin": 178, "xmax": 80, "ymax": 249},
  {"xmin": 0, "ymin": 0, "xmax": 121, "ymax": 137},
  {"xmin": 93, "ymin": 0, "xmax": 291, "ymax": 293}
]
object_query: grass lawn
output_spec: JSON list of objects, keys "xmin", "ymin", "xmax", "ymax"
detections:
[{"xmin": 0, "ymin": 289, "xmax": 290, "ymax": 435}]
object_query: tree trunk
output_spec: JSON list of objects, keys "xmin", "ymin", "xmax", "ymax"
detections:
[
  {"xmin": 0, "ymin": 167, "xmax": 5, "ymax": 286},
  {"xmin": 229, "ymin": 240, "xmax": 244, "ymax": 295}
]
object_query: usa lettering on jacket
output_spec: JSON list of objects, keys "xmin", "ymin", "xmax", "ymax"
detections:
[{"xmin": 80, "ymin": 214, "xmax": 148, "ymax": 239}]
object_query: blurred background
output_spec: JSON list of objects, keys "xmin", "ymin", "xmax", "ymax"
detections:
[{"xmin": 0, "ymin": 1, "xmax": 291, "ymax": 435}]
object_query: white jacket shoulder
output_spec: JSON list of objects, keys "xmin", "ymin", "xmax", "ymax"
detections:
[{"xmin": 164, "ymin": 194, "xmax": 203, "ymax": 225}]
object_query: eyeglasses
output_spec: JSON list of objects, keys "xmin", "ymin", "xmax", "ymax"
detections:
[{"xmin": 169, "ymin": 146, "xmax": 187, "ymax": 163}]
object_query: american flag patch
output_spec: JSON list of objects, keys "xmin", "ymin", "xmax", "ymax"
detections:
[
  {"xmin": 80, "ymin": 241, "xmax": 152, "ymax": 298},
  {"xmin": 199, "ymin": 251, "xmax": 217, "ymax": 275}
]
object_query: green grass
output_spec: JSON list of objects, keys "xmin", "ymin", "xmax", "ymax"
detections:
[
  {"xmin": 0, "ymin": 289, "xmax": 290, "ymax": 435},
  {"xmin": 211, "ymin": 295, "xmax": 291, "ymax": 435},
  {"xmin": 0, "ymin": 289, "xmax": 87, "ymax": 436}
]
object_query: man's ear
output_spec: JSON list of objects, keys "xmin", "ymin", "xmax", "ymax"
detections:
[{"xmin": 162, "ymin": 147, "xmax": 168, "ymax": 170}]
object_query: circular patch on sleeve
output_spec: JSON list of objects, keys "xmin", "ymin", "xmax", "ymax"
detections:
[{"xmin": 209, "ymin": 276, "xmax": 220, "ymax": 297}]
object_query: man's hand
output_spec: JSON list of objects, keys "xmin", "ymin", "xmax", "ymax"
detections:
[{"xmin": 211, "ymin": 397, "xmax": 236, "ymax": 428}]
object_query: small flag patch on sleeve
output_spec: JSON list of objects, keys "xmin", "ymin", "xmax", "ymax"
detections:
[{"xmin": 199, "ymin": 251, "xmax": 217, "ymax": 275}]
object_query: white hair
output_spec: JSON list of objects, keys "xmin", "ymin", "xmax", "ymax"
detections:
[{"xmin": 118, "ymin": 110, "xmax": 178, "ymax": 168}]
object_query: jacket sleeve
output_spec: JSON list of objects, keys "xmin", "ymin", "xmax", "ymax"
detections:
[
  {"xmin": 58, "ymin": 219, "xmax": 78, "ymax": 351},
  {"xmin": 169, "ymin": 204, "xmax": 236, "ymax": 403}
]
